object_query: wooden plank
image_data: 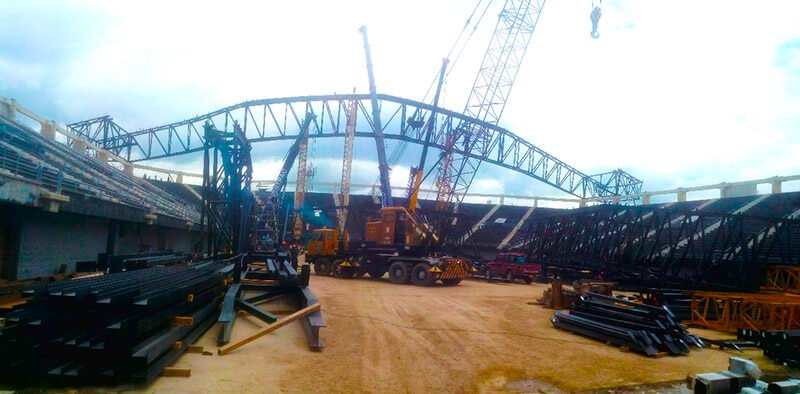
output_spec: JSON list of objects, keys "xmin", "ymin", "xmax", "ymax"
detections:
[
  {"xmin": 0, "ymin": 299, "xmax": 26, "ymax": 310},
  {"xmin": 218, "ymin": 303, "xmax": 321, "ymax": 355},
  {"xmin": 173, "ymin": 316, "xmax": 194, "ymax": 326},
  {"xmin": 161, "ymin": 367, "xmax": 191, "ymax": 377},
  {"xmin": 186, "ymin": 345, "xmax": 204, "ymax": 354},
  {"xmin": 238, "ymin": 309, "xmax": 295, "ymax": 316}
]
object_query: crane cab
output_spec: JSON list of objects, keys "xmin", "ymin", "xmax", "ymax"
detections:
[
  {"xmin": 365, "ymin": 207, "xmax": 431, "ymax": 248},
  {"xmin": 307, "ymin": 229, "xmax": 340, "ymax": 256}
]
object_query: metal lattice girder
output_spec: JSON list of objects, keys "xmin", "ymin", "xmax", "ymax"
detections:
[
  {"xmin": 435, "ymin": 0, "xmax": 546, "ymax": 222},
  {"xmin": 464, "ymin": 0, "xmax": 545, "ymax": 124},
  {"xmin": 337, "ymin": 100, "xmax": 358, "ymax": 235},
  {"xmin": 520, "ymin": 204, "xmax": 800, "ymax": 291},
  {"xmin": 82, "ymin": 94, "xmax": 640, "ymax": 199},
  {"xmin": 589, "ymin": 169, "xmax": 644, "ymax": 197},
  {"xmin": 67, "ymin": 115, "xmax": 138, "ymax": 158}
]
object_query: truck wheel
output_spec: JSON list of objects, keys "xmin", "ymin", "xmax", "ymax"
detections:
[
  {"xmin": 410, "ymin": 263, "xmax": 435, "ymax": 286},
  {"xmin": 506, "ymin": 270, "xmax": 514, "ymax": 283},
  {"xmin": 333, "ymin": 259, "xmax": 354, "ymax": 278},
  {"xmin": 483, "ymin": 267, "xmax": 492, "ymax": 279},
  {"xmin": 524, "ymin": 277, "xmax": 533, "ymax": 284},
  {"xmin": 442, "ymin": 278, "xmax": 462, "ymax": 286},
  {"xmin": 314, "ymin": 258, "xmax": 332, "ymax": 276},
  {"xmin": 388, "ymin": 262, "xmax": 409, "ymax": 284}
]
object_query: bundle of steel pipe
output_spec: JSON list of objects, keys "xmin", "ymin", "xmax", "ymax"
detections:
[
  {"xmin": 551, "ymin": 292, "xmax": 703, "ymax": 357},
  {"xmin": 738, "ymin": 329, "xmax": 800, "ymax": 368},
  {"xmin": 0, "ymin": 261, "xmax": 224, "ymax": 385}
]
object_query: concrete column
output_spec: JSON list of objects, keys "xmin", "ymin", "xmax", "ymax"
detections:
[
  {"xmin": 96, "ymin": 150, "xmax": 109, "ymax": 164},
  {"xmin": 579, "ymin": 199, "xmax": 587, "ymax": 208},
  {"xmin": 612, "ymin": 196, "xmax": 621, "ymax": 205},
  {"xmin": 641, "ymin": 193, "xmax": 651, "ymax": 205},
  {"xmin": 123, "ymin": 164, "xmax": 134, "ymax": 176},
  {"xmin": 0, "ymin": 99, "xmax": 16, "ymax": 120},
  {"xmin": 72, "ymin": 138, "xmax": 86, "ymax": 153},
  {"xmin": 41, "ymin": 121, "xmax": 56, "ymax": 139},
  {"xmin": 500, "ymin": 196, "xmax": 505, "ymax": 205},
  {"xmin": 772, "ymin": 178, "xmax": 782, "ymax": 194},
  {"xmin": 534, "ymin": 199, "xmax": 538, "ymax": 208},
  {"xmin": 176, "ymin": 173, "xmax": 184, "ymax": 184},
  {"xmin": 720, "ymin": 183, "xmax": 729, "ymax": 199},
  {"xmin": 677, "ymin": 189, "xmax": 687, "ymax": 202}
]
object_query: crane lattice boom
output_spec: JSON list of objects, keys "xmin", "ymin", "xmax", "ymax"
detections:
[{"xmin": 435, "ymin": 0, "xmax": 546, "ymax": 240}]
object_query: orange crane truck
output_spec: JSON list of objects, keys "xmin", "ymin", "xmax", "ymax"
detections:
[{"xmin": 305, "ymin": 206, "xmax": 470, "ymax": 286}]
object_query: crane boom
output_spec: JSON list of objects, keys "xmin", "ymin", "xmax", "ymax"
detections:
[
  {"xmin": 337, "ymin": 99, "xmax": 358, "ymax": 236},
  {"xmin": 408, "ymin": 58, "xmax": 449, "ymax": 213},
  {"xmin": 359, "ymin": 26, "xmax": 393, "ymax": 208},
  {"xmin": 269, "ymin": 113, "xmax": 315, "ymax": 203},
  {"xmin": 435, "ymin": 0, "xmax": 546, "ymax": 243},
  {"xmin": 293, "ymin": 115, "xmax": 310, "ymax": 240}
]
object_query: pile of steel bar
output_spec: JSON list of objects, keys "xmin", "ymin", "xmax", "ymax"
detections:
[
  {"xmin": 689, "ymin": 291, "xmax": 800, "ymax": 332},
  {"xmin": 551, "ymin": 292, "xmax": 702, "ymax": 357},
  {"xmin": 637, "ymin": 289, "xmax": 693, "ymax": 321},
  {"xmin": 100, "ymin": 251, "xmax": 190, "ymax": 273},
  {"xmin": 0, "ymin": 261, "xmax": 224, "ymax": 385},
  {"xmin": 738, "ymin": 329, "xmax": 800, "ymax": 368}
]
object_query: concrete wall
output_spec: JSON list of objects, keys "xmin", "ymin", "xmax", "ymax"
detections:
[
  {"xmin": 16, "ymin": 212, "xmax": 109, "ymax": 279},
  {"xmin": 115, "ymin": 223, "xmax": 200, "ymax": 255},
  {"xmin": 6, "ymin": 208, "xmax": 202, "ymax": 280},
  {"xmin": 159, "ymin": 227, "xmax": 202, "ymax": 255}
]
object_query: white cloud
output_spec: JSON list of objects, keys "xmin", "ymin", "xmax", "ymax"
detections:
[{"xmin": 2, "ymin": 0, "xmax": 799, "ymax": 198}]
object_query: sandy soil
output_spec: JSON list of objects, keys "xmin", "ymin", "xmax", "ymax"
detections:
[{"xmin": 141, "ymin": 275, "xmax": 797, "ymax": 393}]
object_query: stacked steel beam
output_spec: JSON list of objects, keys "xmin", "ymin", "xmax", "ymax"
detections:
[
  {"xmin": 637, "ymin": 289, "xmax": 693, "ymax": 321},
  {"xmin": 0, "ymin": 262, "xmax": 224, "ymax": 385},
  {"xmin": 551, "ymin": 292, "xmax": 702, "ymax": 357},
  {"xmin": 738, "ymin": 329, "xmax": 800, "ymax": 368},
  {"xmin": 101, "ymin": 251, "xmax": 190, "ymax": 273}
]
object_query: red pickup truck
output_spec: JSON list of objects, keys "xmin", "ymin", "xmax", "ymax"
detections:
[{"xmin": 484, "ymin": 252, "xmax": 542, "ymax": 284}]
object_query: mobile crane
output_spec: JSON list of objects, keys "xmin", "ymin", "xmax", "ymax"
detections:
[{"xmin": 304, "ymin": 29, "xmax": 470, "ymax": 286}]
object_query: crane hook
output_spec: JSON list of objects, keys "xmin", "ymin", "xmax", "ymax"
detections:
[{"xmin": 590, "ymin": 5, "xmax": 602, "ymax": 39}]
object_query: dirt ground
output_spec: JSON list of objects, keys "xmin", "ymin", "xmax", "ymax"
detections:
[{"xmin": 138, "ymin": 275, "xmax": 797, "ymax": 393}]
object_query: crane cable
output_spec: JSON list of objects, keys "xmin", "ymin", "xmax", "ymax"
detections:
[
  {"xmin": 372, "ymin": 0, "xmax": 495, "ymax": 195},
  {"xmin": 422, "ymin": 0, "xmax": 494, "ymax": 103}
]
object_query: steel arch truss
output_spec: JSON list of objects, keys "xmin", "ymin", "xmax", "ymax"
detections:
[
  {"xmin": 83, "ymin": 94, "xmax": 641, "ymax": 199},
  {"xmin": 67, "ymin": 116, "xmax": 138, "ymax": 158}
]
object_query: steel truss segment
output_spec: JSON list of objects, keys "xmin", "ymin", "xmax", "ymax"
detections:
[
  {"xmin": 79, "ymin": 94, "xmax": 638, "ymax": 199},
  {"xmin": 520, "ymin": 204, "xmax": 800, "ymax": 291}
]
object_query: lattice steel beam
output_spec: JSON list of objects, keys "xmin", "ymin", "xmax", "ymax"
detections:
[{"xmin": 76, "ymin": 94, "xmax": 641, "ymax": 199}]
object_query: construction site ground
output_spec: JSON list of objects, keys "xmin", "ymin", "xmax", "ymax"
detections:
[{"xmin": 140, "ymin": 274, "xmax": 797, "ymax": 393}]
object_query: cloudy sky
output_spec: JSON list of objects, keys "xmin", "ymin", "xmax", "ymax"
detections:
[{"xmin": 2, "ymin": 0, "xmax": 799, "ymax": 204}]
